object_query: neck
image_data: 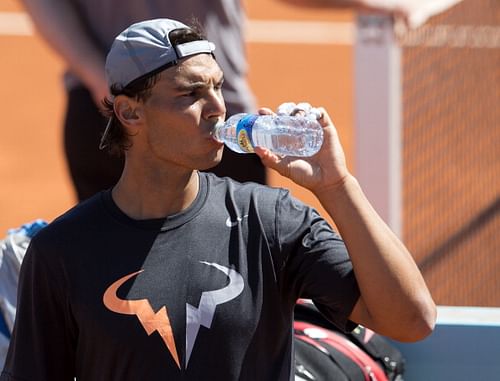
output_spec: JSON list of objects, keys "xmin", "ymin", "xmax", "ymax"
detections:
[{"xmin": 112, "ymin": 165, "xmax": 200, "ymax": 220}]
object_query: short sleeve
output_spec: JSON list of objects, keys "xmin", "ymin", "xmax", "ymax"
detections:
[
  {"xmin": 1, "ymin": 240, "xmax": 76, "ymax": 381},
  {"xmin": 276, "ymin": 190, "xmax": 360, "ymax": 331}
]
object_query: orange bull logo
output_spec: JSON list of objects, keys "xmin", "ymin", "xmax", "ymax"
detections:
[{"xmin": 103, "ymin": 261, "xmax": 244, "ymax": 369}]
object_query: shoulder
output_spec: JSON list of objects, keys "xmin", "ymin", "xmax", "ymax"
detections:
[{"xmin": 32, "ymin": 191, "xmax": 108, "ymax": 248}]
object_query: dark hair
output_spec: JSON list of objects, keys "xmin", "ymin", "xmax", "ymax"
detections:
[{"xmin": 100, "ymin": 24, "xmax": 208, "ymax": 155}]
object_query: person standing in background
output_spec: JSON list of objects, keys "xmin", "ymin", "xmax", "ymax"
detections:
[{"xmin": 20, "ymin": 0, "xmax": 265, "ymax": 201}]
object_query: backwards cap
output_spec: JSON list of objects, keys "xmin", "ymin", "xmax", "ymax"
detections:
[
  {"xmin": 100, "ymin": 18, "xmax": 216, "ymax": 150},
  {"xmin": 105, "ymin": 18, "xmax": 216, "ymax": 90}
]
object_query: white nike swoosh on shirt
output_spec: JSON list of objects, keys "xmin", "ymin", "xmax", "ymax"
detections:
[{"xmin": 225, "ymin": 215, "xmax": 248, "ymax": 227}]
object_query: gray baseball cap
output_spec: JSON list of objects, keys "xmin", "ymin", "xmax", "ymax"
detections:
[{"xmin": 105, "ymin": 18, "xmax": 216, "ymax": 90}]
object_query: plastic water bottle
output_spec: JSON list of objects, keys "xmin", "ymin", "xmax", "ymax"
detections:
[{"xmin": 213, "ymin": 113, "xmax": 324, "ymax": 157}]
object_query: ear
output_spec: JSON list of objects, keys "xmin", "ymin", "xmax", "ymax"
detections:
[{"xmin": 114, "ymin": 96, "xmax": 142, "ymax": 127}]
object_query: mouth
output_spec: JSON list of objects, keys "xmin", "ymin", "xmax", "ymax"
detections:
[{"xmin": 208, "ymin": 120, "xmax": 224, "ymax": 143}]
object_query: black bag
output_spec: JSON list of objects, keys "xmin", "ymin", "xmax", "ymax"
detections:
[{"xmin": 294, "ymin": 300, "xmax": 405, "ymax": 381}]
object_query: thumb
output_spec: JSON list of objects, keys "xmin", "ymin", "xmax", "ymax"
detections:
[{"xmin": 254, "ymin": 147, "xmax": 292, "ymax": 178}]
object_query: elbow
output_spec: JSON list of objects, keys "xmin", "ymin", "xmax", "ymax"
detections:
[
  {"xmin": 404, "ymin": 311, "xmax": 436, "ymax": 343},
  {"xmin": 399, "ymin": 297, "xmax": 437, "ymax": 342}
]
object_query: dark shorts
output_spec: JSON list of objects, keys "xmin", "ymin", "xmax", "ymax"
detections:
[{"xmin": 64, "ymin": 86, "xmax": 266, "ymax": 201}]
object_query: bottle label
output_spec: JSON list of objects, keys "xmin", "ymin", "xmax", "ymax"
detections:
[{"xmin": 236, "ymin": 114, "xmax": 257, "ymax": 153}]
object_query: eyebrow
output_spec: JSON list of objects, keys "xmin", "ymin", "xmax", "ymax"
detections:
[{"xmin": 174, "ymin": 75, "xmax": 224, "ymax": 92}]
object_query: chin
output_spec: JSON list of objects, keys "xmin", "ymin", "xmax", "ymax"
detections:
[{"xmin": 198, "ymin": 148, "xmax": 224, "ymax": 170}]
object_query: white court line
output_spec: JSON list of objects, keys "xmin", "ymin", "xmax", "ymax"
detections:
[
  {"xmin": 0, "ymin": 12, "xmax": 354, "ymax": 44},
  {"xmin": 0, "ymin": 12, "xmax": 33, "ymax": 36},
  {"xmin": 246, "ymin": 19, "xmax": 355, "ymax": 45}
]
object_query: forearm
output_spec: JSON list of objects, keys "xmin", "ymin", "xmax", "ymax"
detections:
[
  {"xmin": 315, "ymin": 174, "xmax": 436, "ymax": 341},
  {"xmin": 21, "ymin": 0, "xmax": 107, "ymax": 98}
]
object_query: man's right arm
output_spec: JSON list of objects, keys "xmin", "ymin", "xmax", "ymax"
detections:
[
  {"xmin": 21, "ymin": 0, "xmax": 108, "ymax": 105},
  {"xmin": 1, "ymin": 241, "xmax": 76, "ymax": 380}
]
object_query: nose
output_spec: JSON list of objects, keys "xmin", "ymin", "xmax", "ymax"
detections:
[{"xmin": 203, "ymin": 88, "xmax": 226, "ymax": 122}]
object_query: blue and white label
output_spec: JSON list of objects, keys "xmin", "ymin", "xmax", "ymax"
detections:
[{"xmin": 236, "ymin": 114, "xmax": 258, "ymax": 153}]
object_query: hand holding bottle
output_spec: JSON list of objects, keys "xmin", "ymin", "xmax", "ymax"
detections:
[
  {"xmin": 213, "ymin": 103, "xmax": 323, "ymax": 157},
  {"xmin": 254, "ymin": 104, "xmax": 351, "ymax": 195}
]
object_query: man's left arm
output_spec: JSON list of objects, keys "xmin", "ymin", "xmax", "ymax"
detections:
[{"xmin": 255, "ymin": 107, "xmax": 436, "ymax": 342}]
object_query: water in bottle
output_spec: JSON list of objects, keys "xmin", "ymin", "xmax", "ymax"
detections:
[{"xmin": 213, "ymin": 113, "xmax": 323, "ymax": 157}]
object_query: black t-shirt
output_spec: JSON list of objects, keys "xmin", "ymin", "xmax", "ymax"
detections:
[{"xmin": 1, "ymin": 173, "xmax": 359, "ymax": 380}]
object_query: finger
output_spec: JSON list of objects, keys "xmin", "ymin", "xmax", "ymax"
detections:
[
  {"xmin": 314, "ymin": 107, "xmax": 332, "ymax": 127},
  {"xmin": 257, "ymin": 149, "xmax": 293, "ymax": 180},
  {"xmin": 257, "ymin": 107, "xmax": 274, "ymax": 116},
  {"xmin": 293, "ymin": 102, "xmax": 312, "ymax": 116},
  {"xmin": 254, "ymin": 146, "xmax": 284, "ymax": 172}
]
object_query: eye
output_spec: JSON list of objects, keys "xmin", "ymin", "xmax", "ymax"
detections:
[
  {"xmin": 181, "ymin": 90, "xmax": 196, "ymax": 97},
  {"xmin": 215, "ymin": 79, "xmax": 224, "ymax": 91}
]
